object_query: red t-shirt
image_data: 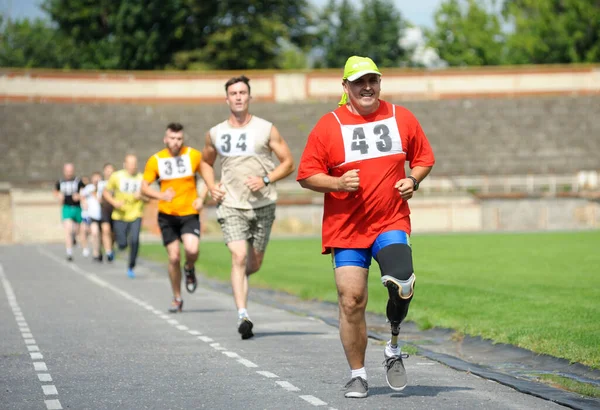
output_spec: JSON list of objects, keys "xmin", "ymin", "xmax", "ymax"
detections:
[{"xmin": 297, "ymin": 100, "xmax": 435, "ymax": 254}]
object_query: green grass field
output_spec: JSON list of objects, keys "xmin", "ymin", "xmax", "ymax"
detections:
[{"xmin": 139, "ymin": 230, "xmax": 600, "ymax": 369}]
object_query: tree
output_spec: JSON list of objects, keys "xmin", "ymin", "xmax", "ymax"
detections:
[
  {"xmin": 315, "ymin": 0, "xmax": 408, "ymax": 69},
  {"xmin": 426, "ymin": 0, "xmax": 504, "ymax": 66},
  {"xmin": 199, "ymin": 0, "xmax": 316, "ymax": 70},
  {"xmin": 41, "ymin": 0, "xmax": 219, "ymax": 69},
  {"xmin": 319, "ymin": 0, "xmax": 362, "ymax": 68},
  {"xmin": 358, "ymin": 0, "xmax": 407, "ymax": 67},
  {"xmin": 503, "ymin": 0, "xmax": 600, "ymax": 64},
  {"xmin": 0, "ymin": 16, "xmax": 79, "ymax": 68}
]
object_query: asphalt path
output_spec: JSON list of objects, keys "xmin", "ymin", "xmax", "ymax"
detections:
[{"xmin": 1, "ymin": 244, "xmax": 570, "ymax": 410}]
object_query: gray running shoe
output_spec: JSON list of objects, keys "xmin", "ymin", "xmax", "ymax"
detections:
[
  {"xmin": 383, "ymin": 352, "xmax": 409, "ymax": 391},
  {"xmin": 344, "ymin": 377, "xmax": 368, "ymax": 398}
]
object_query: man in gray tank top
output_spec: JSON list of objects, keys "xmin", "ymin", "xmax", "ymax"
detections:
[{"xmin": 201, "ymin": 75, "xmax": 295, "ymax": 340}]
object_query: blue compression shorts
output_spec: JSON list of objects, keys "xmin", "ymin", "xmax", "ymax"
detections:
[{"xmin": 332, "ymin": 230, "xmax": 410, "ymax": 269}]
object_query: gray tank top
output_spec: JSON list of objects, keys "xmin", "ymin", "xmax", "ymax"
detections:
[{"xmin": 209, "ymin": 116, "xmax": 277, "ymax": 209}]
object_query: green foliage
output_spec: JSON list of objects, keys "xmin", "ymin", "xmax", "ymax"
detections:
[
  {"xmin": 140, "ymin": 230, "xmax": 600, "ymax": 368},
  {"xmin": 0, "ymin": 16, "xmax": 78, "ymax": 68},
  {"xmin": 2, "ymin": 0, "xmax": 599, "ymax": 70},
  {"xmin": 426, "ymin": 0, "xmax": 504, "ymax": 66},
  {"xmin": 184, "ymin": 0, "xmax": 316, "ymax": 70},
  {"xmin": 278, "ymin": 44, "xmax": 309, "ymax": 70},
  {"xmin": 503, "ymin": 0, "xmax": 600, "ymax": 64},
  {"xmin": 41, "ymin": 0, "xmax": 218, "ymax": 69},
  {"xmin": 358, "ymin": 0, "xmax": 407, "ymax": 67},
  {"xmin": 317, "ymin": 0, "xmax": 408, "ymax": 68}
]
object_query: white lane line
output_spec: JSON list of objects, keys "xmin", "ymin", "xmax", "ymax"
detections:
[
  {"xmin": 37, "ymin": 247, "xmax": 332, "ymax": 408},
  {"xmin": 42, "ymin": 385, "xmax": 58, "ymax": 395},
  {"xmin": 237, "ymin": 358, "xmax": 258, "ymax": 368},
  {"xmin": 222, "ymin": 351, "xmax": 239, "ymax": 358},
  {"xmin": 277, "ymin": 381, "xmax": 301, "ymax": 392},
  {"xmin": 256, "ymin": 371, "xmax": 279, "ymax": 378},
  {"xmin": 45, "ymin": 399, "xmax": 63, "ymax": 410},
  {"xmin": 299, "ymin": 395, "xmax": 328, "ymax": 406},
  {"xmin": 34, "ymin": 362, "xmax": 48, "ymax": 371},
  {"xmin": 416, "ymin": 362, "xmax": 435, "ymax": 366},
  {"xmin": 1, "ymin": 263, "xmax": 62, "ymax": 410}
]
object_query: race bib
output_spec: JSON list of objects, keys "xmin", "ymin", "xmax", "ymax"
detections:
[
  {"xmin": 157, "ymin": 155, "xmax": 193, "ymax": 180},
  {"xmin": 119, "ymin": 177, "xmax": 141, "ymax": 194},
  {"xmin": 340, "ymin": 117, "xmax": 404, "ymax": 164},
  {"xmin": 216, "ymin": 130, "xmax": 256, "ymax": 157},
  {"xmin": 60, "ymin": 180, "xmax": 80, "ymax": 196}
]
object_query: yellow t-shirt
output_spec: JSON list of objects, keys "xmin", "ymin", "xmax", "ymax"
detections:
[
  {"xmin": 107, "ymin": 170, "xmax": 145, "ymax": 222},
  {"xmin": 143, "ymin": 146, "xmax": 202, "ymax": 216}
]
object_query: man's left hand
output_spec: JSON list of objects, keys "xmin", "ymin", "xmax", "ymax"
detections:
[
  {"xmin": 245, "ymin": 176, "xmax": 265, "ymax": 192},
  {"xmin": 192, "ymin": 198, "xmax": 204, "ymax": 211},
  {"xmin": 395, "ymin": 178, "xmax": 415, "ymax": 201}
]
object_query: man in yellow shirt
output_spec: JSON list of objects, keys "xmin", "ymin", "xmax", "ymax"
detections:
[
  {"xmin": 103, "ymin": 154, "xmax": 146, "ymax": 278},
  {"xmin": 141, "ymin": 123, "xmax": 206, "ymax": 313}
]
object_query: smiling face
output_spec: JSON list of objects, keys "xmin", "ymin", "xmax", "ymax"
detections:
[
  {"xmin": 343, "ymin": 73, "xmax": 381, "ymax": 115},
  {"xmin": 226, "ymin": 81, "xmax": 251, "ymax": 115}
]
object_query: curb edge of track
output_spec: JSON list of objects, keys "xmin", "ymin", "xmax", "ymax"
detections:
[{"xmin": 139, "ymin": 258, "xmax": 599, "ymax": 410}]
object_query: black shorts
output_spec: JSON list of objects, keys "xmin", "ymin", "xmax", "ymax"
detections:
[
  {"xmin": 101, "ymin": 204, "xmax": 114, "ymax": 224},
  {"xmin": 158, "ymin": 212, "xmax": 200, "ymax": 246}
]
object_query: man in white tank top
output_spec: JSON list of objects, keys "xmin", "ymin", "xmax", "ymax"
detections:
[{"xmin": 201, "ymin": 75, "xmax": 295, "ymax": 340}]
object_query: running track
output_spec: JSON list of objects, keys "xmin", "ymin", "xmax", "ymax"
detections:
[{"xmin": 1, "ymin": 244, "xmax": 568, "ymax": 410}]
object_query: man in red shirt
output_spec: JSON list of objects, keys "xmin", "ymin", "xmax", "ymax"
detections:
[{"xmin": 297, "ymin": 56, "xmax": 435, "ymax": 398}]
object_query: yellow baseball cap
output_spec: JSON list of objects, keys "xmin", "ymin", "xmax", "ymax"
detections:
[{"xmin": 339, "ymin": 56, "xmax": 381, "ymax": 106}]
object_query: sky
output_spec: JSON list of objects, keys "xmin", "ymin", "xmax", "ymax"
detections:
[{"xmin": 1, "ymin": 0, "xmax": 444, "ymax": 28}]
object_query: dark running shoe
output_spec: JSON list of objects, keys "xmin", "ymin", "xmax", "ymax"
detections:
[
  {"xmin": 168, "ymin": 298, "xmax": 183, "ymax": 313},
  {"xmin": 184, "ymin": 264, "xmax": 197, "ymax": 293},
  {"xmin": 237, "ymin": 317, "xmax": 254, "ymax": 340},
  {"xmin": 107, "ymin": 252, "xmax": 114, "ymax": 262},
  {"xmin": 344, "ymin": 377, "xmax": 368, "ymax": 398}
]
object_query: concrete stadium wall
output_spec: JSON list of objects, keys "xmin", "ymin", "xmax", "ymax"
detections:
[
  {"xmin": 2, "ymin": 94, "xmax": 600, "ymax": 182},
  {"xmin": 4, "ymin": 189, "xmax": 599, "ymax": 244},
  {"xmin": 1, "ymin": 65, "xmax": 599, "ymax": 103}
]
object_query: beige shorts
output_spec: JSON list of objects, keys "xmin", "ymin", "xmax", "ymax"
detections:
[{"xmin": 215, "ymin": 203, "xmax": 276, "ymax": 252}]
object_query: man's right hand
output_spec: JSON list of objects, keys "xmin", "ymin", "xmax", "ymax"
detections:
[
  {"xmin": 337, "ymin": 169, "xmax": 360, "ymax": 192},
  {"xmin": 160, "ymin": 187, "xmax": 176, "ymax": 202},
  {"xmin": 210, "ymin": 183, "xmax": 226, "ymax": 202}
]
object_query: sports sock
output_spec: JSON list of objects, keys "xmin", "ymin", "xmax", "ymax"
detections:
[
  {"xmin": 386, "ymin": 340, "xmax": 401, "ymax": 356},
  {"xmin": 351, "ymin": 367, "xmax": 367, "ymax": 381}
]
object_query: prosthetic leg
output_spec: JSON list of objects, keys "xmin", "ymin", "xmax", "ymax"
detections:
[{"xmin": 376, "ymin": 243, "xmax": 415, "ymax": 391}]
